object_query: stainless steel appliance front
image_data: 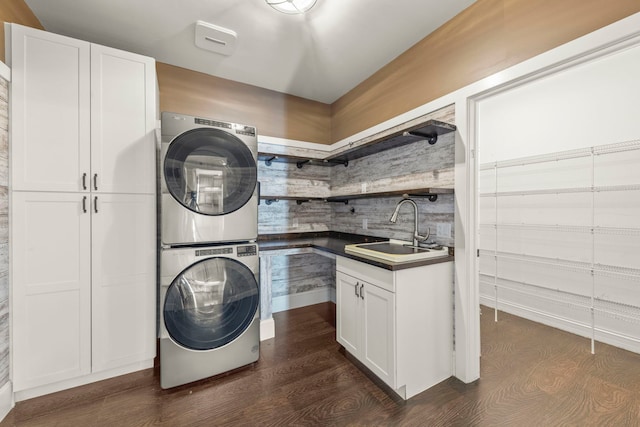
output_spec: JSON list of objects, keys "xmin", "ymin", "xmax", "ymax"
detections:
[
  {"xmin": 160, "ymin": 244, "xmax": 260, "ymax": 389},
  {"xmin": 160, "ymin": 112, "xmax": 258, "ymax": 245}
]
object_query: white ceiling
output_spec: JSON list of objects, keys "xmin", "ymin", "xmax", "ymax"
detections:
[{"xmin": 25, "ymin": 0, "xmax": 475, "ymax": 104}]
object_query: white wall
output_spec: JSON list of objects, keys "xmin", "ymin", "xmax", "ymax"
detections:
[
  {"xmin": 478, "ymin": 44, "xmax": 640, "ymax": 163},
  {"xmin": 477, "ymin": 43, "xmax": 640, "ymax": 354}
]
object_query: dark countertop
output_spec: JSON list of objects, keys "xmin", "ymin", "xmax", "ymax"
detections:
[{"xmin": 258, "ymin": 231, "xmax": 454, "ymax": 271}]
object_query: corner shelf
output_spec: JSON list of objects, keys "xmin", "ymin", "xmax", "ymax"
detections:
[
  {"xmin": 259, "ymin": 120, "xmax": 456, "ymax": 168},
  {"xmin": 258, "ymin": 118, "xmax": 456, "ymax": 206}
]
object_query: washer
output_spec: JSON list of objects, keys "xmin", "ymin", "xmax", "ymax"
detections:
[
  {"xmin": 160, "ymin": 112, "xmax": 258, "ymax": 245},
  {"xmin": 160, "ymin": 243, "xmax": 260, "ymax": 389}
]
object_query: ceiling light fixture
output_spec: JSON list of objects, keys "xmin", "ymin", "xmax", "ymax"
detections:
[{"xmin": 266, "ymin": 0, "xmax": 317, "ymax": 14}]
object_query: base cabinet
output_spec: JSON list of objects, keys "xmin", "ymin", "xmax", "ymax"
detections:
[
  {"xmin": 11, "ymin": 193, "xmax": 156, "ymax": 394},
  {"xmin": 336, "ymin": 256, "xmax": 453, "ymax": 400},
  {"xmin": 11, "ymin": 193, "xmax": 92, "ymax": 389},
  {"xmin": 337, "ymin": 271, "xmax": 396, "ymax": 387},
  {"xmin": 91, "ymin": 194, "xmax": 156, "ymax": 373}
]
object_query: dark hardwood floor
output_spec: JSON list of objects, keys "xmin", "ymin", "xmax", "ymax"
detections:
[{"xmin": 2, "ymin": 303, "xmax": 640, "ymax": 426}]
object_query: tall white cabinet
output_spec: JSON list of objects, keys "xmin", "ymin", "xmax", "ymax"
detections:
[{"xmin": 8, "ymin": 24, "xmax": 157, "ymax": 399}]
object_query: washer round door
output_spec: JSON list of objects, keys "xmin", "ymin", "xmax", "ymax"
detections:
[
  {"xmin": 164, "ymin": 128, "xmax": 257, "ymax": 215},
  {"xmin": 163, "ymin": 257, "xmax": 259, "ymax": 351}
]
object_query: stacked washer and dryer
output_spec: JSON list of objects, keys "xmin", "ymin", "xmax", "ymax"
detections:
[{"xmin": 159, "ymin": 112, "xmax": 260, "ymax": 389}]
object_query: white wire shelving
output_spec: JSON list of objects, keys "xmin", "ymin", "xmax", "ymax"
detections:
[{"xmin": 478, "ymin": 138, "xmax": 640, "ymax": 353}]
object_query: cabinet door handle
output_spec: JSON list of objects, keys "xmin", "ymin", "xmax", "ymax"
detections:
[
  {"xmin": 82, "ymin": 173, "xmax": 87, "ymax": 190},
  {"xmin": 82, "ymin": 196, "xmax": 87, "ymax": 213},
  {"xmin": 93, "ymin": 174, "xmax": 98, "ymax": 191},
  {"xmin": 94, "ymin": 196, "xmax": 98, "ymax": 213},
  {"xmin": 359, "ymin": 284, "xmax": 364, "ymax": 300},
  {"xmin": 354, "ymin": 282, "xmax": 359, "ymax": 297}
]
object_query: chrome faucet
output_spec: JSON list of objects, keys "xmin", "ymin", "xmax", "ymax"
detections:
[{"xmin": 389, "ymin": 198, "xmax": 430, "ymax": 246}]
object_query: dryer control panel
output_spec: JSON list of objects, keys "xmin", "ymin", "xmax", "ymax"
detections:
[
  {"xmin": 237, "ymin": 245, "xmax": 258, "ymax": 257},
  {"xmin": 195, "ymin": 247, "xmax": 233, "ymax": 257}
]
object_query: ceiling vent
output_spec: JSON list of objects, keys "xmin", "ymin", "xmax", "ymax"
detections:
[{"xmin": 195, "ymin": 21, "xmax": 237, "ymax": 56}]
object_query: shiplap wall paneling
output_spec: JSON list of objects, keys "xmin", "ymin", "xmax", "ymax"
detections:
[
  {"xmin": 331, "ymin": 128, "xmax": 455, "ymax": 247},
  {"xmin": 259, "ymin": 161, "xmax": 330, "ymax": 199},
  {"xmin": 270, "ymin": 253, "xmax": 335, "ymax": 313},
  {"xmin": 258, "ymin": 200, "xmax": 332, "ymax": 236},
  {"xmin": 258, "ymin": 160, "xmax": 331, "ymax": 235},
  {"xmin": 0, "ymin": 76, "xmax": 8, "ymax": 388},
  {"xmin": 332, "ymin": 196, "xmax": 455, "ymax": 248}
]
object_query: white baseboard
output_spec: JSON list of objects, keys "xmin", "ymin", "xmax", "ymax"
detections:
[
  {"xmin": 15, "ymin": 360, "xmax": 154, "ymax": 402},
  {"xmin": 260, "ymin": 318, "xmax": 275, "ymax": 341},
  {"xmin": 480, "ymin": 296, "xmax": 640, "ymax": 354},
  {"xmin": 272, "ymin": 288, "xmax": 331, "ymax": 314},
  {"xmin": 0, "ymin": 381, "xmax": 13, "ymax": 423}
]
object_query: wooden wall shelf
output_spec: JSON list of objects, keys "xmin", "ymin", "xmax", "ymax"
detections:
[
  {"xmin": 327, "ymin": 120, "xmax": 456, "ymax": 164},
  {"xmin": 260, "ymin": 187, "xmax": 453, "ymax": 206},
  {"xmin": 258, "ymin": 154, "xmax": 348, "ymax": 168},
  {"xmin": 258, "ymin": 120, "xmax": 456, "ymax": 168}
]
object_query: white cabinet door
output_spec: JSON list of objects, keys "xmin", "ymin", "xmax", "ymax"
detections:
[
  {"xmin": 91, "ymin": 194, "xmax": 156, "ymax": 372},
  {"xmin": 10, "ymin": 24, "xmax": 90, "ymax": 192},
  {"xmin": 11, "ymin": 192, "xmax": 91, "ymax": 391},
  {"xmin": 336, "ymin": 272, "xmax": 360, "ymax": 355},
  {"xmin": 361, "ymin": 282, "xmax": 395, "ymax": 388},
  {"xmin": 90, "ymin": 44, "xmax": 156, "ymax": 195}
]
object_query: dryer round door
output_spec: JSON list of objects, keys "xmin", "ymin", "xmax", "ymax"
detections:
[
  {"xmin": 163, "ymin": 257, "xmax": 259, "ymax": 351},
  {"xmin": 164, "ymin": 128, "xmax": 257, "ymax": 215}
]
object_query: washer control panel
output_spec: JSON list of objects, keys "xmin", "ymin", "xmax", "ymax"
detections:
[{"xmin": 237, "ymin": 245, "xmax": 258, "ymax": 257}]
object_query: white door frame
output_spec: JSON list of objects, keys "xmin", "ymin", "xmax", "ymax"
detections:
[{"xmin": 457, "ymin": 11, "xmax": 640, "ymax": 382}]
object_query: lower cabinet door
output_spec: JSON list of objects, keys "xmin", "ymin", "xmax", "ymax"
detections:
[
  {"xmin": 11, "ymin": 192, "xmax": 91, "ymax": 390},
  {"xmin": 336, "ymin": 271, "xmax": 360, "ymax": 355},
  {"xmin": 91, "ymin": 194, "xmax": 156, "ymax": 372},
  {"xmin": 361, "ymin": 282, "xmax": 396, "ymax": 388}
]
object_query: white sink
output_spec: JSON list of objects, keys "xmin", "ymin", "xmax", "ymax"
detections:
[{"xmin": 345, "ymin": 239, "xmax": 449, "ymax": 262}]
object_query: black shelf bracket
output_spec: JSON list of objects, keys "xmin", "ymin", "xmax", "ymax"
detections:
[
  {"xmin": 296, "ymin": 159, "xmax": 348, "ymax": 169},
  {"xmin": 265, "ymin": 198, "xmax": 279, "ymax": 205},
  {"xmin": 401, "ymin": 193, "xmax": 439, "ymax": 202},
  {"xmin": 404, "ymin": 131, "xmax": 438, "ymax": 145},
  {"xmin": 264, "ymin": 156, "xmax": 277, "ymax": 166},
  {"xmin": 327, "ymin": 199, "xmax": 349, "ymax": 205},
  {"xmin": 295, "ymin": 199, "xmax": 310, "ymax": 205},
  {"xmin": 328, "ymin": 159, "xmax": 349, "ymax": 167}
]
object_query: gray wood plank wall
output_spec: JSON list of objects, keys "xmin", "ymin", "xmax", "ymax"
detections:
[
  {"xmin": 258, "ymin": 160, "xmax": 331, "ymax": 234},
  {"xmin": 270, "ymin": 253, "xmax": 336, "ymax": 298},
  {"xmin": 0, "ymin": 77, "xmax": 9, "ymax": 388}
]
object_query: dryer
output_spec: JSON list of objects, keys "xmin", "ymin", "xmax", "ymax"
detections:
[
  {"xmin": 160, "ymin": 243, "xmax": 260, "ymax": 389},
  {"xmin": 161, "ymin": 112, "xmax": 258, "ymax": 245}
]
